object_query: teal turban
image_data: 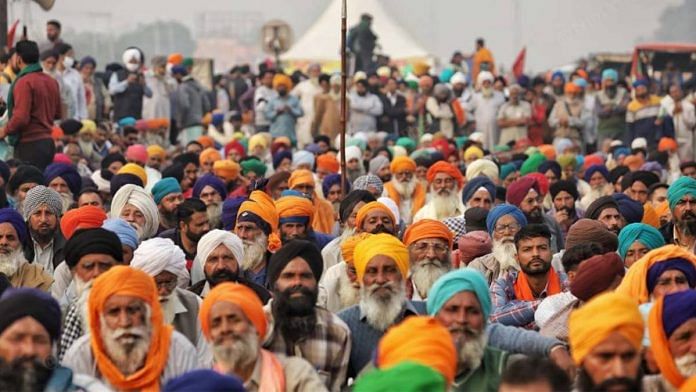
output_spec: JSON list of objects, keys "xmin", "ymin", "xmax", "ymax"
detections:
[
  {"xmin": 396, "ymin": 137, "xmax": 417, "ymax": 153},
  {"xmin": 499, "ymin": 163, "xmax": 516, "ymax": 180},
  {"xmin": 427, "ymin": 268, "xmax": 491, "ymax": 321},
  {"xmin": 668, "ymin": 176, "xmax": 696, "ymax": 210},
  {"xmin": 151, "ymin": 177, "xmax": 182, "ymax": 205},
  {"xmin": 520, "ymin": 153, "xmax": 547, "ymax": 176},
  {"xmin": 617, "ymin": 223, "xmax": 665, "ymax": 259}
]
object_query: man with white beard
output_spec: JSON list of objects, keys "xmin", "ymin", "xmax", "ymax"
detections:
[
  {"xmin": 579, "ymin": 164, "xmax": 613, "ymax": 210},
  {"xmin": 403, "ymin": 219, "xmax": 454, "ymax": 300},
  {"xmin": 130, "ymin": 237, "xmax": 212, "ymax": 367},
  {"xmin": 469, "ymin": 204, "xmax": 528, "ymax": 286},
  {"xmin": 0, "ymin": 208, "xmax": 52, "ymax": 290},
  {"xmin": 320, "ymin": 232, "xmax": 372, "ymax": 312},
  {"xmin": 384, "ymin": 156, "xmax": 426, "ymax": 224},
  {"xmin": 44, "ymin": 162, "xmax": 82, "ymax": 213},
  {"xmin": 21, "ymin": 185, "xmax": 65, "ymax": 274},
  {"xmin": 338, "ymin": 233, "xmax": 425, "ymax": 377},
  {"xmin": 58, "ymin": 228, "xmax": 122, "ymax": 360},
  {"xmin": 62, "ymin": 266, "xmax": 198, "ymax": 389},
  {"xmin": 192, "ymin": 174, "xmax": 227, "ymax": 230},
  {"xmin": 199, "ymin": 282, "xmax": 327, "ymax": 391},
  {"xmin": 413, "ymin": 161, "xmax": 465, "ymax": 222},
  {"xmin": 234, "ymin": 196, "xmax": 279, "ymax": 287},
  {"xmin": 189, "ymin": 230, "xmax": 271, "ymax": 304},
  {"xmin": 110, "ymin": 184, "xmax": 160, "ymax": 241}
]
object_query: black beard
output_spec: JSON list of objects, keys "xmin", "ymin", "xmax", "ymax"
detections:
[
  {"xmin": 605, "ymin": 85, "xmax": 617, "ymax": 98},
  {"xmin": 160, "ymin": 209, "xmax": 178, "ymax": 228},
  {"xmin": 370, "ymin": 224, "xmax": 394, "ymax": 235},
  {"xmin": 29, "ymin": 226, "xmax": 56, "ymax": 245},
  {"xmin": 379, "ymin": 174, "xmax": 392, "ymax": 182},
  {"xmin": 184, "ymin": 228, "xmax": 206, "ymax": 244},
  {"xmin": 677, "ymin": 212, "xmax": 696, "ymax": 236},
  {"xmin": 553, "ymin": 86, "xmax": 563, "ymax": 95},
  {"xmin": 0, "ymin": 356, "xmax": 53, "ymax": 392},
  {"xmin": 206, "ymin": 269, "xmax": 239, "ymax": 287},
  {"xmin": 525, "ymin": 208, "xmax": 544, "ymax": 224},
  {"xmin": 281, "ymin": 231, "xmax": 308, "ymax": 243},
  {"xmin": 520, "ymin": 257, "xmax": 551, "ymax": 276},
  {"xmin": 278, "ymin": 90, "xmax": 288, "ymax": 97},
  {"xmin": 272, "ymin": 285, "xmax": 318, "ymax": 343},
  {"xmin": 576, "ymin": 366, "xmax": 642, "ymax": 392}
]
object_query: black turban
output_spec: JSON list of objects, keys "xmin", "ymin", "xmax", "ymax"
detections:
[
  {"xmin": 7, "ymin": 165, "xmax": 44, "ymax": 195},
  {"xmin": 100, "ymin": 153, "xmax": 126, "ymax": 181},
  {"xmin": 59, "ymin": 119, "xmax": 83, "ymax": 135},
  {"xmin": 339, "ymin": 190, "xmax": 376, "ymax": 223},
  {"xmin": 110, "ymin": 173, "xmax": 144, "ymax": 197},
  {"xmin": 0, "ymin": 288, "xmax": 61, "ymax": 342},
  {"xmin": 549, "ymin": 180, "xmax": 579, "ymax": 201},
  {"xmin": 620, "ymin": 170, "xmax": 660, "ymax": 191},
  {"xmin": 65, "ymin": 228, "xmax": 123, "ymax": 268},
  {"xmin": 609, "ymin": 166, "xmax": 629, "ymax": 185},
  {"xmin": 162, "ymin": 163, "xmax": 185, "ymax": 183},
  {"xmin": 267, "ymin": 239, "xmax": 323, "ymax": 284},
  {"xmin": 538, "ymin": 160, "xmax": 562, "ymax": 180}
]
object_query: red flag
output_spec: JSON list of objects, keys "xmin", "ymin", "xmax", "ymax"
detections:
[
  {"xmin": 7, "ymin": 20, "xmax": 20, "ymax": 48},
  {"xmin": 512, "ymin": 46, "xmax": 526, "ymax": 79}
]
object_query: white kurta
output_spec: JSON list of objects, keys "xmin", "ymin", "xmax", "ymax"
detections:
[
  {"xmin": 470, "ymin": 91, "xmax": 505, "ymax": 149},
  {"xmin": 291, "ymin": 79, "xmax": 322, "ymax": 148},
  {"xmin": 661, "ymin": 95, "xmax": 696, "ymax": 161}
]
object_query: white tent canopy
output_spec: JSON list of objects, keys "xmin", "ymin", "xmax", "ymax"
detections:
[{"xmin": 283, "ymin": 0, "xmax": 429, "ymax": 62}]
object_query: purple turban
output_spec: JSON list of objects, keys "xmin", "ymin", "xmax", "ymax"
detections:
[
  {"xmin": 44, "ymin": 163, "xmax": 82, "ymax": 197},
  {"xmin": 0, "ymin": 208, "xmax": 28, "ymax": 244},
  {"xmin": 192, "ymin": 174, "xmax": 228, "ymax": 200}
]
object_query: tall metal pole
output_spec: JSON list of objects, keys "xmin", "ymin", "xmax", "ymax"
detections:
[
  {"xmin": 0, "ymin": 0, "xmax": 7, "ymax": 50},
  {"xmin": 339, "ymin": 0, "xmax": 347, "ymax": 195}
]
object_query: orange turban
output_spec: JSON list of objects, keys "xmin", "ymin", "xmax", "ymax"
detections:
[
  {"xmin": 402, "ymin": 219, "xmax": 453, "ymax": 249},
  {"xmin": 568, "ymin": 292, "xmax": 643, "ymax": 365},
  {"xmin": 615, "ymin": 244, "xmax": 696, "ymax": 303},
  {"xmin": 200, "ymin": 147, "xmax": 222, "ymax": 165},
  {"xmin": 213, "ymin": 160, "xmax": 240, "ymax": 182},
  {"xmin": 390, "ymin": 156, "xmax": 416, "ymax": 174},
  {"xmin": 376, "ymin": 316, "xmax": 457, "ymax": 384},
  {"xmin": 426, "ymin": 161, "xmax": 464, "ymax": 189},
  {"xmin": 564, "ymin": 82, "xmax": 582, "ymax": 94},
  {"xmin": 316, "ymin": 153, "xmax": 340, "ymax": 174},
  {"xmin": 355, "ymin": 201, "xmax": 395, "ymax": 232},
  {"xmin": 51, "ymin": 126, "xmax": 64, "ymax": 140},
  {"xmin": 118, "ymin": 163, "xmax": 147, "ymax": 186},
  {"xmin": 146, "ymin": 145, "xmax": 166, "ymax": 160},
  {"xmin": 538, "ymin": 144, "xmax": 556, "ymax": 160},
  {"xmin": 642, "ymin": 203, "xmax": 660, "ymax": 228},
  {"xmin": 167, "ymin": 53, "xmax": 183, "ymax": 65},
  {"xmin": 197, "ymin": 135, "xmax": 215, "ymax": 149},
  {"xmin": 276, "ymin": 195, "xmax": 315, "ymax": 225},
  {"xmin": 145, "ymin": 118, "xmax": 169, "ymax": 129},
  {"xmin": 60, "ymin": 206, "xmax": 108, "ymax": 239},
  {"xmin": 288, "ymin": 169, "xmax": 316, "ymax": 189},
  {"xmin": 354, "ymin": 233, "xmax": 409, "ymax": 282},
  {"xmin": 340, "ymin": 233, "xmax": 373, "ymax": 265},
  {"xmin": 199, "ymin": 282, "xmax": 266, "ymax": 341},
  {"xmin": 88, "ymin": 266, "xmax": 172, "ymax": 392},
  {"xmin": 623, "ymin": 155, "xmax": 644, "ymax": 171},
  {"xmin": 658, "ymin": 137, "xmax": 678, "ymax": 153},
  {"xmin": 272, "ymin": 74, "xmax": 293, "ymax": 90},
  {"xmin": 655, "ymin": 201, "xmax": 671, "ymax": 222},
  {"xmin": 237, "ymin": 190, "xmax": 281, "ymax": 252}
]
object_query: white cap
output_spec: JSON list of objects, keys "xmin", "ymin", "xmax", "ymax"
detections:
[
  {"xmin": 631, "ymin": 137, "xmax": 647, "ymax": 150},
  {"xmin": 450, "ymin": 72, "xmax": 467, "ymax": 85},
  {"xmin": 470, "ymin": 132, "xmax": 484, "ymax": 143}
]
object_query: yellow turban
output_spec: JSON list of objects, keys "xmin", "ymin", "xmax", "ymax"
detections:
[
  {"xmin": 288, "ymin": 169, "xmax": 316, "ymax": 189},
  {"xmin": 249, "ymin": 134, "xmax": 267, "ymax": 152},
  {"xmin": 355, "ymin": 201, "xmax": 395, "ymax": 232},
  {"xmin": 213, "ymin": 160, "xmax": 240, "ymax": 182},
  {"xmin": 390, "ymin": 156, "xmax": 416, "ymax": 174},
  {"xmin": 272, "ymin": 74, "xmax": 293, "ymax": 90},
  {"xmin": 147, "ymin": 145, "xmax": 166, "ymax": 160},
  {"xmin": 463, "ymin": 146, "xmax": 484, "ymax": 161},
  {"xmin": 340, "ymin": 232, "xmax": 373, "ymax": 265},
  {"xmin": 118, "ymin": 163, "xmax": 147, "ymax": 186},
  {"xmin": 199, "ymin": 148, "xmax": 222, "ymax": 166},
  {"xmin": 354, "ymin": 233, "xmax": 409, "ymax": 282},
  {"xmin": 80, "ymin": 119, "xmax": 97, "ymax": 134},
  {"xmin": 275, "ymin": 195, "xmax": 315, "ymax": 225},
  {"xmin": 568, "ymin": 292, "xmax": 643, "ymax": 365}
]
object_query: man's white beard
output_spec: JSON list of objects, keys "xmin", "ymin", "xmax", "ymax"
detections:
[
  {"xmin": 676, "ymin": 353, "xmax": 696, "ymax": 378},
  {"xmin": 411, "ymin": 258, "xmax": 450, "ymax": 299},
  {"xmin": 130, "ymin": 221, "xmax": 146, "ymax": 241},
  {"xmin": 59, "ymin": 192, "xmax": 74, "ymax": 213},
  {"xmin": 100, "ymin": 313, "xmax": 152, "ymax": 376},
  {"xmin": 431, "ymin": 188, "xmax": 460, "ymax": 220},
  {"xmin": 359, "ymin": 281, "xmax": 406, "ymax": 331},
  {"xmin": 241, "ymin": 234, "xmax": 267, "ymax": 272},
  {"xmin": 452, "ymin": 327, "xmax": 487, "ymax": 372},
  {"xmin": 212, "ymin": 327, "xmax": 259, "ymax": 372},
  {"xmin": 77, "ymin": 281, "xmax": 93, "ymax": 331},
  {"xmin": 160, "ymin": 292, "xmax": 177, "ymax": 325},
  {"xmin": 0, "ymin": 247, "xmax": 24, "ymax": 277},
  {"xmin": 337, "ymin": 270, "xmax": 360, "ymax": 309},
  {"xmin": 393, "ymin": 178, "xmax": 417, "ymax": 199},
  {"xmin": 492, "ymin": 238, "xmax": 518, "ymax": 272},
  {"xmin": 583, "ymin": 186, "xmax": 608, "ymax": 206},
  {"xmin": 339, "ymin": 227, "xmax": 355, "ymax": 241},
  {"xmin": 78, "ymin": 139, "xmax": 94, "ymax": 158},
  {"xmin": 207, "ymin": 202, "xmax": 222, "ymax": 229}
]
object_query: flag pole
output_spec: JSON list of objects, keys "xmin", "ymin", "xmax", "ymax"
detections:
[{"xmin": 339, "ymin": 0, "xmax": 348, "ymax": 196}]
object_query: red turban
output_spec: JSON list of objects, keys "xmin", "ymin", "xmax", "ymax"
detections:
[
  {"xmin": 426, "ymin": 161, "xmax": 464, "ymax": 189},
  {"xmin": 506, "ymin": 176, "xmax": 540, "ymax": 206}
]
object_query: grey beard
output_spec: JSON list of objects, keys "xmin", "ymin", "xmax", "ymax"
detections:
[
  {"xmin": 0, "ymin": 248, "xmax": 24, "ymax": 277},
  {"xmin": 212, "ymin": 328, "xmax": 259, "ymax": 373},
  {"xmin": 676, "ymin": 353, "xmax": 696, "ymax": 378},
  {"xmin": 454, "ymin": 328, "xmax": 487, "ymax": 373},
  {"xmin": 492, "ymin": 238, "xmax": 518, "ymax": 272},
  {"xmin": 159, "ymin": 292, "xmax": 177, "ymax": 325},
  {"xmin": 337, "ymin": 270, "xmax": 360, "ymax": 310},
  {"xmin": 359, "ymin": 281, "xmax": 406, "ymax": 331},
  {"xmin": 241, "ymin": 235, "xmax": 267, "ymax": 272},
  {"xmin": 430, "ymin": 188, "xmax": 461, "ymax": 220},
  {"xmin": 207, "ymin": 203, "xmax": 222, "ymax": 229},
  {"xmin": 393, "ymin": 178, "xmax": 417, "ymax": 199},
  {"xmin": 100, "ymin": 313, "xmax": 152, "ymax": 376},
  {"xmin": 59, "ymin": 192, "xmax": 74, "ymax": 213},
  {"xmin": 410, "ymin": 258, "xmax": 450, "ymax": 299}
]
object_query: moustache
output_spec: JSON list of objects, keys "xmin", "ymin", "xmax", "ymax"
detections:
[
  {"xmin": 369, "ymin": 282, "xmax": 396, "ymax": 294},
  {"xmin": 371, "ymin": 225, "xmax": 394, "ymax": 235},
  {"xmin": 448, "ymin": 325, "xmax": 479, "ymax": 337}
]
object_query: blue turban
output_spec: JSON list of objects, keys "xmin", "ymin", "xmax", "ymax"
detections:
[
  {"xmin": 538, "ymin": 160, "xmax": 561, "ymax": 179},
  {"xmin": 614, "ymin": 147, "xmax": 631, "ymax": 159},
  {"xmin": 0, "ymin": 208, "xmax": 27, "ymax": 244},
  {"xmin": 427, "ymin": 268, "xmax": 491, "ymax": 321},
  {"xmin": 293, "ymin": 150, "xmax": 315, "ymax": 168},
  {"xmin": 117, "ymin": 116, "xmax": 136, "ymax": 127},
  {"xmin": 612, "ymin": 193, "xmax": 643, "ymax": 224},
  {"xmin": 222, "ymin": 196, "xmax": 246, "ymax": 231},
  {"xmin": 573, "ymin": 78, "xmax": 588, "ymax": 88},
  {"xmin": 617, "ymin": 223, "xmax": 665, "ymax": 259},
  {"xmin": 44, "ymin": 163, "xmax": 82, "ymax": 196},
  {"xmin": 171, "ymin": 65, "xmax": 187, "ymax": 76},
  {"xmin": 192, "ymin": 174, "xmax": 228, "ymax": 200},
  {"xmin": 647, "ymin": 258, "xmax": 696, "ymax": 294},
  {"xmin": 102, "ymin": 218, "xmax": 139, "ymax": 250},
  {"xmin": 601, "ymin": 69, "xmax": 618, "ymax": 82},
  {"xmin": 584, "ymin": 164, "xmax": 609, "ymax": 183},
  {"xmin": 0, "ymin": 288, "xmax": 61, "ymax": 343},
  {"xmin": 552, "ymin": 70, "xmax": 565, "ymax": 82},
  {"xmin": 273, "ymin": 150, "xmax": 293, "ymax": 170},
  {"xmin": 668, "ymin": 176, "xmax": 696, "ymax": 210},
  {"xmin": 499, "ymin": 163, "xmax": 516, "ymax": 180},
  {"xmin": 486, "ymin": 204, "xmax": 527, "ymax": 235},
  {"xmin": 79, "ymin": 56, "xmax": 96, "ymax": 69},
  {"xmin": 163, "ymin": 369, "xmax": 244, "ymax": 392},
  {"xmin": 211, "ymin": 113, "xmax": 225, "ymax": 127},
  {"xmin": 462, "ymin": 176, "xmax": 495, "ymax": 204},
  {"xmin": 632, "ymin": 79, "xmax": 649, "ymax": 88},
  {"xmin": 151, "ymin": 177, "xmax": 182, "ymax": 205},
  {"xmin": 662, "ymin": 290, "xmax": 696, "ymax": 338},
  {"xmin": 322, "ymin": 173, "xmax": 350, "ymax": 197}
]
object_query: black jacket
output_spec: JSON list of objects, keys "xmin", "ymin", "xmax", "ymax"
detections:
[{"xmin": 380, "ymin": 93, "xmax": 408, "ymax": 136}]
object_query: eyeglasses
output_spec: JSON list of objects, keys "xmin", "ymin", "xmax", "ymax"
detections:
[
  {"xmin": 494, "ymin": 222, "xmax": 521, "ymax": 234},
  {"xmin": 412, "ymin": 242, "xmax": 449, "ymax": 254}
]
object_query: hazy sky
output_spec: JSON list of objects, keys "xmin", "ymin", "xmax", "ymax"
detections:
[{"xmin": 17, "ymin": 0, "xmax": 684, "ymax": 72}]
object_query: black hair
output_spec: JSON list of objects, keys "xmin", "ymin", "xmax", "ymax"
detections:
[
  {"xmin": 609, "ymin": 165, "xmax": 630, "ymax": 185},
  {"xmin": 15, "ymin": 40, "xmax": 39, "ymax": 64},
  {"xmin": 314, "ymin": 135, "xmax": 330, "ymax": 145},
  {"xmin": 177, "ymin": 198, "xmax": 207, "ymax": 224},
  {"xmin": 260, "ymin": 69, "xmax": 275, "ymax": 78},
  {"xmin": 514, "ymin": 224, "xmax": 551, "ymax": 248},
  {"xmin": 174, "ymin": 152, "xmax": 200, "ymax": 168},
  {"xmin": 562, "ymin": 243, "xmax": 602, "ymax": 273},
  {"xmin": 78, "ymin": 186, "xmax": 101, "ymax": 198},
  {"xmin": 495, "ymin": 186, "xmax": 507, "ymax": 203},
  {"xmin": 680, "ymin": 161, "xmax": 696, "ymax": 171},
  {"xmin": 186, "ymin": 141, "xmax": 203, "ymax": 150},
  {"xmin": 648, "ymin": 182, "xmax": 669, "ymax": 198},
  {"xmin": 123, "ymin": 126, "xmax": 138, "ymax": 137},
  {"xmin": 0, "ymin": 48, "xmax": 15, "ymax": 64},
  {"xmin": 500, "ymin": 357, "xmax": 571, "ymax": 392},
  {"xmin": 55, "ymin": 43, "xmax": 72, "ymax": 56},
  {"xmin": 40, "ymin": 49, "xmax": 58, "ymax": 62},
  {"xmin": 47, "ymin": 19, "xmax": 61, "ymax": 29},
  {"xmin": 476, "ymin": 37, "xmax": 485, "ymax": 46},
  {"xmin": 356, "ymin": 79, "xmax": 369, "ymax": 88},
  {"xmin": 318, "ymin": 73, "xmax": 330, "ymax": 84}
]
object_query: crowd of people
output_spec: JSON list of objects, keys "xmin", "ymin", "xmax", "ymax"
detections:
[{"xmin": 0, "ymin": 16, "xmax": 695, "ymax": 392}]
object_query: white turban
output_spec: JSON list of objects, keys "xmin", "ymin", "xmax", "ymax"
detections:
[
  {"xmin": 91, "ymin": 170, "xmax": 110, "ymax": 193},
  {"xmin": 476, "ymin": 71, "xmax": 494, "ymax": 87},
  {"xmin": 392, "ymin": 145, "xmax": 407, "ymax": 158},
  {"xmin": 190, "ymin": 230, "xmax": 245, "ymax": 284},
  {"xmin": 344, "ymin": 146, "xmax": 362, "ymax": 162},
  {"xmin": 110, "ymin": 184, "xmax": 159, "ymax": 240},
  {"xmin": 465, "ymin": 159, "xmax": 499, "ymax": 182},
  {"xmin": 450, "ymin": 72, "xmax": 467, "ymax": 85},
  {"xmin": 378, "ymin": 197, "xmax": 400, "ymax": 224},
  {"xmin": 130, "ymin": 237, "xmax": 189, "ymax": 288},
  {"xmin": 122, "ymin": 47, "xmax": 143, "ymax": 65}
]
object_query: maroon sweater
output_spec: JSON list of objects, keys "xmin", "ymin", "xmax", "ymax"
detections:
[{"xmin": 6, "ymin": 71, "xmax": 61, "ymax": 143}]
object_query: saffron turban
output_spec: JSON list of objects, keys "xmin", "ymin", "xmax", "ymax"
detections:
[
  {"xmin": 200, "ymin": 282, "xmax": 267, "ymax": 341},
  {"xmin": 288, "ymin": 169, "xmax": 316, "ymax": 189},
  {"xmin": 461, "ymin": 176, "xmax": 495, "ymax": 204},
  {"xmin": 44, "ymin": 163, "xmax": 81, "ymax": 196},
  {"xmin": 151, "ymin": 178, "xmax": 182, "ymax": 205},
  {"xmin": 268, "ymin": 239, "xmax": 323, "ymax": 283},
  {"xmin": 624, "ymin": 155, "xmax": 645, "ymax": 171},
  {"xmin": 658, "ymin": 137, "xmax": 678, "ymax": 153},
  {"xmin": 353, "ymin": 362, "xmax": 446, "ymax": 392},
  {"xmin": 506, "ymin": 176, "xmax": 539, "ymax": 206},
  {"xmin": 117, "ymin": 163, "xmax": 147, "ymax": 186},
  {"xmin": 354, "ymin": 233, "xmax": 409, "ymax": 282},
  {"xmin": 565, "ymin": 219, "xmax": 618, "ymax": 252},
  {"xmin": 198, "ymin": 135, "xmax": 215, "ymax": 149},
  {"xmin": 131, "ymin": 237, "xmax": 189, "ymax": 288},
  {"xmin": 538, "ymin": 144, "xmax": 556, "ymax": 160},
  {"xmin": 60, "ymin": 205, "xmax": 107, "ymax": 239},
  {"xmin": 427, "ymin": 268, "xmax": 491, "ymax": 320},
  {"xmin": 390, "ymin": 156, "xmax": 416, "ymax": 173},
  {"xmin": 648, "ymin": 290, "xmax": 696, "ymax": 389},
  {"xmin": 88, "ymin": 266, "xmax": 172, "ymax": 391},
  {"xmin": 199, "ymin": 148, "xmax": 222, "ymax": 166},
  {"xmin": 617, "ymin": 223, "xmax": 665, "ymax": 259},
  {"xmin": 376, "ymin": 316, "xmax": 457, "ymax": 384},
  {"xmin": 615, "ymin": 244, "xmax": 696, "ymax": 304},
  {"xmin": 146, "ymin": 145, "xmax": 166, "ymax": 160},
  {"xmin": 125, "ymin": 144, "xmax": 148, "ymax": 165},
  {"xmin": 272, "ymin": 73, "xmax": 293, "ymax": 90},
  {"xmin": 465, "ymin": 159, "xmax": 499, "ymax": 181},
  {"xmin": 355, "ymin": 201, "xmax": 396, "ymax": 231},
  {"xmin": 102, "ymin": 218, "xmax": 139, "ymax": 250},
  {"xmin": 570, "ymin": 252, "xmax": 625, "ymax": 302},
  {"xmin": 427, "ymin": 161, "xmax": 464, "ymax": 189},
  {"xmin": 568, "ymin": 292, "xmax": 643, "ymax": 365},
  {"xmin": 192, "ymin": 174, "xmax": 227, "ymax": 200},
  {"xmin": 316, "ymin": 153, "xmax": 340, "ymax": 174},
  {"xmin": 22, "ymin": 185, "xmax": 62, "ymax": 221},
  {"xmin": 668, "ymin": 176, "xmax": 696, "ymax": 210},
  {"xmin": 485, "ymin": 204, "xmax": 527, "ymax": 235},
  {"xmin": 237, "ymin": 190, "xmax": 279, "ymax": 235},
  {"xmin": 110, "ymin": 184, "xmax": 160, "ymax": 240},
  {"xmin": 276, "ymin": 195, "xmax": 314, "ymax": 226},
  {"xmin": 340, "ymin": 233, "xmax": 373, "ymax": 265},
  {"xmin": 463, "ymin": 146, "xmax": 484, "ymax": 161},
  {"xmin": 402, "ymin": 219, "xmax": 453, "ymax": 249}
]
